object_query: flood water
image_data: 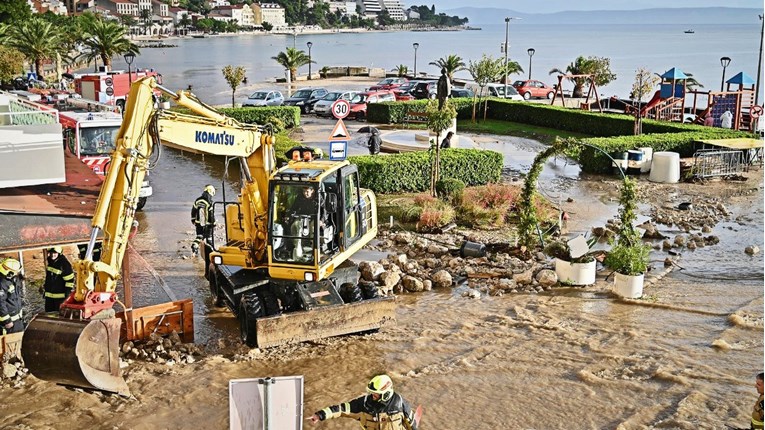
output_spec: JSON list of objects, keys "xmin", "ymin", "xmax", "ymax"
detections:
[{"xmin": 3, "ymin": 128, "xmax": 763, "ymax": 429}]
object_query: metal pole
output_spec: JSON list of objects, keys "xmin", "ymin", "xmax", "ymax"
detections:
[
  {"xmin": 307, "ymin": 42, "xmax": 313, "ymax": 80},
  {"xmin": 755, "ymin": 14, "xmax": 763, "ymax": 106},
  {"xmin": 719, "ymin": 56, "xmax": 731, "ymax": 92},
  {"xmin": 504, "ymin": 17, "xmax": 509, "ymax": 99},
  {"xmin": 527, "ymin": 48, "xmax": 535, "ymax": 80},
  {"xmin": 413, "ymin": 43, "xmax": 419, "ymax": 77},
  {"xmin": 260, "ymin": 377, "xmax": 274, "ymax": 430}
]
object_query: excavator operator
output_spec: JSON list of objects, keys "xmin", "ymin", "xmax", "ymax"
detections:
[{"xmin": 191, "ymin": 184, "xmax": 216, "ymax": 255}]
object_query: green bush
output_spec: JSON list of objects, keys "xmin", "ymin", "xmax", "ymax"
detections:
[
  {"xmin": 350, "ymin": 149, "xmax": 502, "ymax": 193},
  {"xmin": 435, "ymin": 178, "xmax": 465, "ymax": 202},
  {"xmin": 219, "ymin": 106, "xmax": 301, "ymax": 129},
  {"xmin": 367, "ymin": 98, "xmax": 475, "ymax": 124}
]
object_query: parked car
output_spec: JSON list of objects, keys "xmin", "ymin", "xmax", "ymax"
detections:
[
  {"xmin": 512, "ymin": 79, "xmax": 555, "ymax": 100},
  {"xmin": 393, "ymin": 90, "xmax": 415, "ymax": 101},
  {"xmin": 283, "ymin": 87, "xmax": 328, "ymax": 113},
  {"xmin": 242, "ymin": 90, "xmax": 284, "ymax": 107},
  {"xmin": 349, "ymin": 90, "xmax": 396, "ymax": 121},
  {"xmin": 410, "ymin": 80, "xmax": 438, "ymax": 100},
  {"xmin": 369, "ymin": 77, "xmax": 408, "ymax": 91},
  {"xmin": 312, "ymin": 91, "xmax": 358, "ymax": 117},
  {"xmin": 450, "ymin": 88, "xmax": 475, "ymax": 98},
  {"xmin": 465, "ymin": 82, "xmax": 524, "ymax": 101}
]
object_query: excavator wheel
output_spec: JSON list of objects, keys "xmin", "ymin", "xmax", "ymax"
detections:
[
  {"xmin": 360, "ymin": 281, "xmax": 379, "ymax": 300},
  {"xmin": 239, "ymin": 293, "xmax": 264, "ymax": 347},
  {"xmin": 339, "ymin": 283, "xmax": 363, "ymax": 303},
  {"xmin": 136, "ymin": 197, "xmax": 147, "ymax": 211},
  {"xmin": 209, "ymin": 270, "xmax": 225, "ymax": 307}
]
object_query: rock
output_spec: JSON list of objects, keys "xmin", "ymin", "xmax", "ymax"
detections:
[
  {"xmin": 162, "ymin": 338, "xmax": 173, "ymax": 350},
  {"xmin": 664, "ymin": 258, "xmax": 673, "ymax": 267},
  {"xmin": 394, "ymin": 254, "xmax": 408, "ymax": 266},
  {"xmin": 498, "ymin": 278, "xmax": 516, "ymax": 291},
  {"xmin": 702, "ymin": 225, "xmax": 712, "ymax": 233},
  {"xmin": 745, "ymin": 245, "xmax": 760, "ymax": 255},
  {"xmin": 423, "ymin": 280, "xmax": 432, "ymax": 291},
  {"xmin": 513, "ymin": 270, "xmax": 533, "ymax": 286},
  {"xmin": 359, "ymin": 261, "xmax": 385, "ymax": 282},
  {"xmin": 431, "ymin": 270, "xmax": 453, "ymax": 288},
  {"xmin": 402, "ymin": 276, "xmax": 424, "ymax": 292},
  {"xmin": 448, "ymin": 257, "xmax": 464, "ymax": 269},
  {"xmin": 462, "ymin": 289, "xmax": 481, "ymax": 299},
  {"xmin": 427, "ymin": 245, "xmax": 449, "ymax": 256},
  {"xmin": 379, "ymin": 271, "xmax": 401, "ymax": 291},
  {"xmin": 535, "ymin": 269, "xmax": 558, "ymax": 287},
  {"xmin": 687, "ymin": 241, "xmax": 696, "ymax": 250},
  {"xmin": 592, "ymin": 226, "xmax": 607, "ymax": 237},
  {"xmin": 169, "ymin": 331, "xmax": 182, "ymax": 345},
  {"xmin": 2, "ymin": 363, "xmax": 17, "ymax": 379},
  {"xmin": 535, "ymin": 252, "xmax": 546, "ymax": 262},
  {"xmin": 673, "ymin": 235, "xmax": 686, "ymax": 247},
  {"xmin": 662, "ymin": 240, "xmax": 672, "ymax": 250},
  {"xmin": 185, "ymin": 355, "xmax": 196, "ymax": 364},
  {"xmin": 393, "ymin": 233, "xmax": 413, "ymax": 244},
  {"xmin": 122, "ymin": 341, "xmax": 133, "ymax": 354}
]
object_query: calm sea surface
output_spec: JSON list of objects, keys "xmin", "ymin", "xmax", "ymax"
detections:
[{"xmin": 111, "ymin": 23, "xmax": 762, "ymax": 105}]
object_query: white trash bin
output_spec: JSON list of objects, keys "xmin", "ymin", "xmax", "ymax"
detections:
[{"xmin": 649, "ymin": 151, "xmax": 680, "ymax": 183}]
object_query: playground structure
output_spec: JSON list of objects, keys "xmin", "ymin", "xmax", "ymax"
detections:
[
  {"xmin": 687, "ymin": 72, "xmax": 758, "ymax": 131},
  {"xmin": 550, "ymin": 74, "xmax": 603, "ymax": 113},
  {"xmin": 638, "ymin": 67, "xmax": 687, "ymax": 122}
]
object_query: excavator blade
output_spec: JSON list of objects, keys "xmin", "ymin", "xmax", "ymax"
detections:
[
  {"xmin": 21, "ymin": 314, "xmax": 130, "ymax": 396},
  {"xmin": 255, "ymin": 297, "xmax": 396, "ymax": 349}
]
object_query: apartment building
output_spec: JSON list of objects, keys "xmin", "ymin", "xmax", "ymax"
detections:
[{"xmin": 252, "ymin": 3, "xmax": 286, "ymax": 28}]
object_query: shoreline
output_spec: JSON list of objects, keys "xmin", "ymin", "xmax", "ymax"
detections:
[{"xmin": 130, "ymin": 26, "xmax": 467, "ymax": 42}]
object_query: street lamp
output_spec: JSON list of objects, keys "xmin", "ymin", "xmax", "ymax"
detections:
[
  {"xmin": 719, "ymin": 56, "xmax": 731, "ymax": 92},
  {"xmin": 306, "ymin": 41, "xmax": 313, "ymax": 80},
  {"xmin": 124, "ymin": 52, "xmax": 136, "ymax": 87},
  {"xmin": 527, "ymin": 48, "xmax": 535, "ymax": 80},
  {"xmin": 413, "ymin": 42, "xmax": 419, "ymax": 77},
  {"xmin": 503, "ymin": 17, "xmax": 521, "ymax": 98},
  {"xmin": 756, "ymin": 14, "xmax": 763, "ymax": 106}
]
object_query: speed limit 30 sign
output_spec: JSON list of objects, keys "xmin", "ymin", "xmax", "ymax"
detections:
[{"xmin": 331, "ymin": 99, "xmax": 351, "ymax": 120}]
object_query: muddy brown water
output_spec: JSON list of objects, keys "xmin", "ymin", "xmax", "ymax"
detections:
[{"xmin": 3, "ymin": 130, "xmax": 763, "ymax": 429}]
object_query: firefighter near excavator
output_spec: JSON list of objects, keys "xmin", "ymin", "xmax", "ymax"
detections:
[
  {"xmin": 190, "ymin": 184, "xmax": 216, "ymax": 255},
  {"xmin": 20, "ymin": 76, "xmax": 395, "ymax": 396}
]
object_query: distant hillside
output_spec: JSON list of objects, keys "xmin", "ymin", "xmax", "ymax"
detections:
[{"xmin": 444, "ymin": 7, "xmax": 761, "ymax": 25}]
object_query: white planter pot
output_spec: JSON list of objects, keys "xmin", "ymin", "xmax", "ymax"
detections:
[
  {"xmin": 614, "ymin": 272, "xmax": 644, "ymax": 298},
  {"xmin": 555, "ymin": 258, "xmax": 596, "ymax": 286},
  {"xmin": 160, "ymin": 101, "xmax": 171, "ymax": 110}
]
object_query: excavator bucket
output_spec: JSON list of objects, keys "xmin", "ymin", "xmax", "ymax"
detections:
[
  {"xmin": 255, "ymin": 297, "xmax": 396, "ymax": 349},
  {"xmin": 21, "ymin": 314, "xmax": 130, "ymax": 396}
]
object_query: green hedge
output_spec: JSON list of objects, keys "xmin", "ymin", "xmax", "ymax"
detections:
[
  {"xmin": 367, "ymin": 98, "xmax": 475, "ymax": 124},
  {"xmin": 349, "ymin": 148, "xmax": 502, "ymax": 193},
  {"xmin": 218, "ymin": 106, "xmax": 301, "ymax": 129},
  {"xmin": 579, "ymin": 129, "xmax": 756, "ymax": 173}
]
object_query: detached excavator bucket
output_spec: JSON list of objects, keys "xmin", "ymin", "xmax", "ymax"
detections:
[
  {"xmin": 255, "ymin": 297, "xmax": 396, "ymax": 349},
  {"xmin": 21, "ymin": 314, "xmax": 130, "ymax": 396}
]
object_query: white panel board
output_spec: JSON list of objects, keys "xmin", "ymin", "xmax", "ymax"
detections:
[{"xmin": 229, "ymin": 375, "xmax": 303, "ymax": 430}]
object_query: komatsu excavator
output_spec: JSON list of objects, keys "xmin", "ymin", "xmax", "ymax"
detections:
[{"xmin": 21, "ymin": 77, "xmax": 395, "ymax": 395}]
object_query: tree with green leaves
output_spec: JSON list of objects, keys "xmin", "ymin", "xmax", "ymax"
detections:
[
  {"xmin": 425, "ymin": 99, "xmax": 457, "ymax": 196},
  {"xmin": 549, "ymin": 55, "xmax": 616, "ymax": 98},
  {"xmin": 392, "ymin": 64, "xmax": 408, "ymax": 77},
  {"xmin": 140, "ymin": 8, "xmax": 152, "ymax": 35},
  {"xmin": 631, "ymin": 67, "xmax": 660, "ymax": 135},
  {"xmin": 261, "ymin": 21, "xmax": 273, "ymax": 31},
  {"xmin": 0, "ymin": 46, "xmax": 25, "ymax": 83},
  {"xmin": 467, "ymin": 54, "xmax": 504, "ymax": 121},
  {"xmin": 0, "ymin": 0, "xmax": 31, "ymax": 25},
  {"xmin": 1, "ymin": 17, "xmax": 63, "ymax": 79},
  {"xmin": 271, "ymin": 47, "xmax": 312, "ymax": 81},
  {"xmin": 222, "ymin": 65, "xmax": 246, "ymax": 107},
  {"xmin": 80, "ymin": 18, "xmax": 139, "ymax": 69},
  {"xmin": 429, "ymin": 54, "xmax": 465, "ymax": 80}
]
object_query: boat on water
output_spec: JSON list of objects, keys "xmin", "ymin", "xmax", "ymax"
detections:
[{"xmin": 684, "ymin": 29, "xmax": 695, "ymax": 34}]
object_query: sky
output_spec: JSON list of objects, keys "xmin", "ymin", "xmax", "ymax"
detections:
[{"xmin": 424, "ymin": 0, "xmax": 763, "ymax": 13}]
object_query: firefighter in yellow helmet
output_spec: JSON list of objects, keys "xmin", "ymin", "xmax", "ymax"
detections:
[
  {"xmin": 0, "ymin": 258, "xmax": 24, "ymax": 335},
  {"xmin": 309, "ymin": 374, "xmax": 418, "ymax": 430},
  {"xmin": 753, "ymin": 372, "xmax": 764, "ymax": 430},
  {"xmin": 190, "ymin": 184, "xmax": 216, "ymax": 255},
  {"xmin": 42, "ymin": 246, "xmax": 75, "ymax": 312}
]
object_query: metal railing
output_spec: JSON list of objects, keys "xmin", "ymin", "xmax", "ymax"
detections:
[{"xmin": 692, "ymin": 149, "xmax": 744, "ymax": 178}]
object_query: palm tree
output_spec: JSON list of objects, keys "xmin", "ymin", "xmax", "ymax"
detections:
[
  {"xmin": 550, "ymin": 55, "xmax": 616, "ymax": 98},
  {"xmin": 549, "ymin": 56, "xmax": 590, "ymax": 98},
  {"xmin": 392, "ymin": 64, "xmax": 408, "ymax": 77},
  {"xmin": 271, "ymin": 47, "xmax": 312, "ymax": 81},
  {"xmin": 80, "ymin": 18, "xmax": 138, "ymax": 70},
  {"xmin": 429, "ymin": 54, "xmax": 465, "ymax": 80},
  {"xmin": 499, "ymin": 61, "xmax": 524, "ymax": 84},
  {"xmin": 1, "ymin": 17, "xmax": 63, "ymax": 79}
]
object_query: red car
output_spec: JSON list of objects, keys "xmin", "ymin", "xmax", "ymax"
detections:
[
  {"xmin": 369, "ymin": 77, "xmax": 408, "ymax": 91},
  {"xmin": 512, "ymin": 79, "xmax": 555, "ymax": 100},
  {"xmin": 393, "ymin": 90, "xmax": 414, "ymax": 101},
  {"xmin": 349, "ymin": 90, "xmax": 396, "ymax": 121}
]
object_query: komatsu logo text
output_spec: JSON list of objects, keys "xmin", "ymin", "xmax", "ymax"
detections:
[{"xmin": 195, "ymin": 130, "xmax": 235, "ymax": 146}]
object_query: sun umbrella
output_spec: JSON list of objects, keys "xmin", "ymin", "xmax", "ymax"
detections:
[{"xmin": 357, "ymin": 126, "xmax": 379, "ymax": 134}]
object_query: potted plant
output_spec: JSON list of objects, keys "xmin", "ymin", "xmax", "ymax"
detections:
[
  {"xmin": 604, "ymin": 176, "xmax": 651, "ymax": 298},
  {"xmin": 545, "ymin": 236, "xmax": 597, "ymax": 286},
  {"xmin": 158, "ymin": 94, "xmax": 171, "ymax": 110}
]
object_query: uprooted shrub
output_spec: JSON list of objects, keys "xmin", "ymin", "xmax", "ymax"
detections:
[
  {"xmin": 435, "ymin": 178, "xmax": 466, "ymax": 203},
  {"xmin": 456, "ymin": 183, "xmax": 520, "ymax": 228}
]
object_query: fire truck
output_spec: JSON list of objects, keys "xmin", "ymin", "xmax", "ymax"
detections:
[
  {"xmin": 57, "ymin": 98, "xmax": 153, "ymax": 209},
  {"xmin": 74, "ymin": 69, "xmax": 162, "ymax": 112}
]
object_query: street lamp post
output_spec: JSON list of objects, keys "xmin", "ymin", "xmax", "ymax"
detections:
[
  {"xmin": 719, "ymin": 56, "xmax": 731, "ymax": 92},
  {"xmin": 527, "ymin": 48, "xmax": 535, "ymax": 80},
  {"xmin": 307, "ymin": 41, "xmax": 313, "ymax": 80},
  {"xmin": 413, "ymin": 43, "xmax": 419, "ymax": 78},
  {"xmin": 503, "ymin": 17, "xmax": 520, "ymax": 99},
  {"xmin": 756, "ymin": 14, "xmax": 763, "ymax": 106},
  {"xmin": 124, "ymin": 52, "xmax": 136, "ymax": 87}
]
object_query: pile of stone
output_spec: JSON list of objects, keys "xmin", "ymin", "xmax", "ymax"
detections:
[
  {"xmin": 120, "ymin": 331, "xmax": 203, "ymax": 366},
  {"xmin": 1, "ymin": 357, "xmax": 29, "ymax": 389}
]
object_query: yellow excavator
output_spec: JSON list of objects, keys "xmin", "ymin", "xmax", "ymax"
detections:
[{"xmin": 21, "ymin": 77, "xmax": 395, "ymax": 395}]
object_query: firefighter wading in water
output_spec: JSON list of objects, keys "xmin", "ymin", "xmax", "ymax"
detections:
[
  {"xmin": 42, "ymin": 246, "xmax": 75, "ymax": 312},
  {"xmin": 310, "ymin": 375, "xmax": 418, "ymax": 430},
  {"xmin": 191, "ymin": 184, "xmax": 216, "ymax": 255}
]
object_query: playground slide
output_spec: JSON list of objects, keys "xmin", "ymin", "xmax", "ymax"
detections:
[{"xmin": 639, "ymin": 90, "xmax": 662, "ymax": 116}]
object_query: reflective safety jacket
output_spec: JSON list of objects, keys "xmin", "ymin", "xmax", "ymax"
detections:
[
  {"xmin": 753, "ymin": 393, "xmax": 764, "ymax": 429},
  {"xmin": 0, "ymin": 276, "xmax": 23, "ymax": 326},
  {"xmin": 44, "ymin": 254, "xmax": 75, "ymax": 299},
  {"xmin": 191, "ymin": 191, "xmax": 214, "ymax": 226},
  {"xmin": 316, "ymin": 393, "xmax": 417, "ymax": 430}
]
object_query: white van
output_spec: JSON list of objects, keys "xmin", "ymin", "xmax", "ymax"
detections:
[{"xmin": 464, "ymin": 82, "xmax": 524, "ymax": 101}]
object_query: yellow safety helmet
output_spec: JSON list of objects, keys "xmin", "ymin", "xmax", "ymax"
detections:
[
  {"xmin": 204, "ymin": 184, "xmax": 216, "ymax": 196},
  {"xmin": 49, "ymin": 246, "xmax": 63, "ymax": 254},
  {"xmin": 367, "ymin": 375, "xmax": 394, "ymax": 402},
  {"xmin": 312, "ymin": 147, "xmax": 324, "ymax": 159},
  {"xmin": 0, "ymin": 258, "xmax": 21, "ymax": 277}
]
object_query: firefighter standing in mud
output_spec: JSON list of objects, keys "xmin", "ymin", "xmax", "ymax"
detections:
[
  {"xmin": 309, "ymin": 374, "xmax": 418, "ymax": 430},
  {"xmin": 0, "ymin": 258, "xmax": 24, "ymax": 335},
  {"xmin": 752, "ymin": 372, "xmax": 764, "ymax": 430},
  {"xmin": 191, "ymin": 185, "xmax": 216, "ymax": 255},
  {"xmin": 42, "ymin": 246, "xmax": 75, "ymax": 312}
]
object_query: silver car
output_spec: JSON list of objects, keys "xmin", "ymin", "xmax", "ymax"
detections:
[
  {"xmin": 243, "ymin": 90, "xmax": 284, "ymax": 107},
  {"xmin": 312, "ymin": 91, "xmax": 357, "ymax": 117}
]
